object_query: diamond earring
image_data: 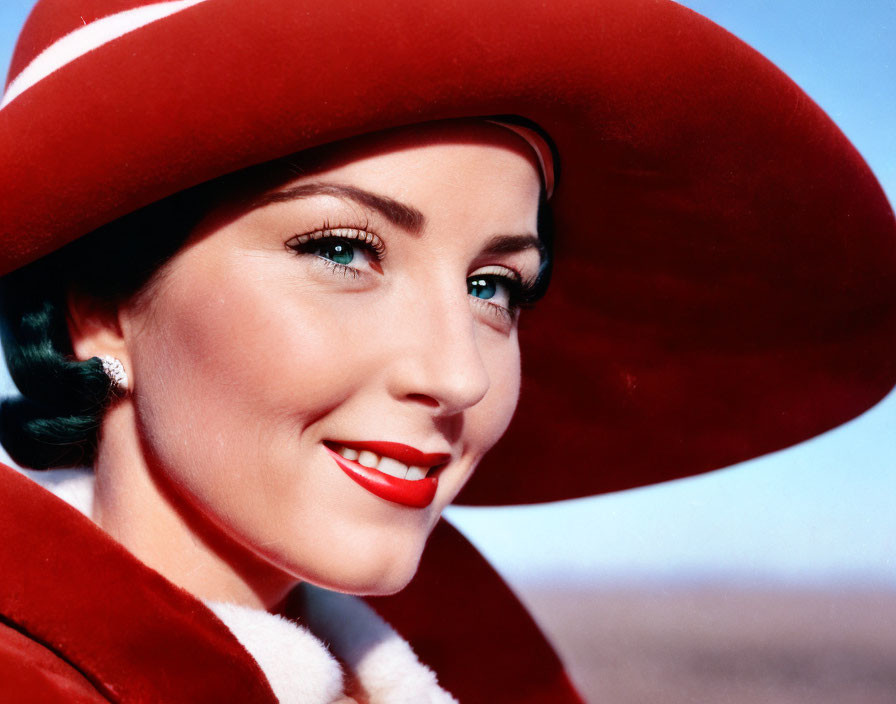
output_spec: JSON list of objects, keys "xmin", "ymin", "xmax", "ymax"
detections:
[{"xmin": 99, "ymin": 355, "xmax": 129, "ymax": 394}]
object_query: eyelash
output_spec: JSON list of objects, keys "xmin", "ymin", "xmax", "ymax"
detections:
[
  {"xmin": 285, "ymin": 223, "xmax": 385, "ymax": 278},
  {"xmin": 286, "ymin": 222, "xmax": 539, "ymax": 320},
  {"xmin": 469, "ymin": 267, "xmax": 538, "ymax": 323}
]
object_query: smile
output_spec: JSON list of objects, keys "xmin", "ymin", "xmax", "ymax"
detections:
[{"xmin": 324, "ymin": 440, "xmax": 450, "ymax": 508}]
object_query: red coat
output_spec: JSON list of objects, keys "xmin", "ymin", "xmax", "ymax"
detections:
[{"xmin": 0, "ymin": 463, "xmax": 582, "ymax": 702}]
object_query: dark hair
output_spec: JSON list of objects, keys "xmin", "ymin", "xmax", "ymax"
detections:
[
  {"xmin": 0, "ymin": 155, "xmax": 554, "ymax": 471},
  {"xmin": 0, "ymin": 180, "xmax": 225, "ymax": 469}
]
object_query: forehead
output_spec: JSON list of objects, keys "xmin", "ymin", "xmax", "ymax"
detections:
[
  {"xmin": 182, "ymin": 121, "xmax": 544, "ymax": 262},
  {"xmin": 186, "ymin": 119, "xmax": 544, "ymax": 251},
  {"xmin": 295, "ymin": 119, "xmax": 544, "ymax": 184},
  {"xmin": 295, "ymin": 133, "xmax": 542, "ymax": 227}
]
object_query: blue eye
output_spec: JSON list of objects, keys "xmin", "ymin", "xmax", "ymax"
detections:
[
  {"xmin": 313, "ymin": 238, "xmax": 354, "ymax": 265},
  {"xmin": 286, "ymin": 228, "xmax": 385, "ymax": 278},
  {"xmin": 468, "ymin": 276, "xmax": 497, "ymax": 300}
]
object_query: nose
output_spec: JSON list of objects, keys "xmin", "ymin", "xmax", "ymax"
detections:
[{"xmin": 386, "ymin": 283, "xmax": 490, "ymax": 416}]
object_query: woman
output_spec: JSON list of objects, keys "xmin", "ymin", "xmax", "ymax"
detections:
[{"xmin": 0, "ymin": 1, "xmax": 894, "ymax": 702}]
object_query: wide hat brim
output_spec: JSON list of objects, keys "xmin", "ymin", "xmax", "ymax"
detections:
[{"xmin": 2, "ymin": 0, "xmax": 894, "ymax": 505}]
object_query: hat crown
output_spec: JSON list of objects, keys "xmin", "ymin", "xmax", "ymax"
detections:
[
  {"xmin": 6, "ymin": 0, "xmax": 203, "ymax": 95},
  {"xmin": 10, "ymin": 1, "xmax": 131, "ymax": 84}
]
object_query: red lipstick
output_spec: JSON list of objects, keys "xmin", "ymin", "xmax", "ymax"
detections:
[{"xmin": 324, "ymin": 441, "xmax": 451, "ymax": 508}]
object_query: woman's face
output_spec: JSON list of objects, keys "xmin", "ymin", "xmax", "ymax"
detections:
[{"xmin": 115, "ymin": 122, "xmax": 543, "ymax": 595}]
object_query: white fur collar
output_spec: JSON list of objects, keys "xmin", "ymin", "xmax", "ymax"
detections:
[{"xmin": 22, "ymin": 468, "xmax": 457, "ymax": 704}]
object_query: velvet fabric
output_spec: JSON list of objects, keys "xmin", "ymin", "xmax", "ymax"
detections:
[
  {"xmin": 1, "ymin": 0, "xmax": 894, "ymax": 507},
  {"xmin": 0, "ymin": 463, "xmax": 583, "ymax": 702},
  {"xmin": 0, "ymin": 463, "xmax": 277, "ymax": 702}
]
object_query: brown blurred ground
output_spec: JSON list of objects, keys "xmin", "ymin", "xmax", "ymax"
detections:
[{"xmin": 515, "ymin": 583, "xmax": 896, "ymax": 704}]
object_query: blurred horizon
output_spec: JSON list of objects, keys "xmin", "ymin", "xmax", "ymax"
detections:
[{"xmin": 1, "ymin": 0, "xmax": 893, "ymax": 589}]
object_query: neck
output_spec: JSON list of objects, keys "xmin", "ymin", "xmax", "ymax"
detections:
[{"xmin": 92, "ymin": 402, "xmax": 297, "ymax": 611}]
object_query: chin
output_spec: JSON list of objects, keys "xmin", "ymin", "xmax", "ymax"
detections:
[
  {"xmin": 346, "ymin": 569, "xmax": 417, "ymax": 597},
  {"xmin": 268, "ymin": 526, "xmax": 428, "ymax": 596},
  {"xmin": 300, "ymin": 554, "xmax": 421, "ymax": 597}
]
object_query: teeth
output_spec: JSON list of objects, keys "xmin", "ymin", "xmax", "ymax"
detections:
[
  {"xmin": 406, "ymin": 466, "xmax": 427, "ymax": 481},
  {"xmin": 357, "ymin": 450, "xmax": 380, "ymax": 469},
  {"xmin": 337, "ymin": 446, "xmax": 359, "ymax": 461},
  {"xmin": 333, "ymin": 444, "xmax": 431, "ymax": 481},
  {"xmin": 378, "ymin": 456, "xmax": 408, "ymax": 479}
]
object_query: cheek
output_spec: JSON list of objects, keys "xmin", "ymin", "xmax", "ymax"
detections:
[
  {"xmin": 122, "ymin": 256, "xmax": 385, "ymax": 579},
  {"xmin": 467, "ymin": 336, "xmax": 522, "ymax": 460},
  {"xmin": 125, "ymin": 256, "xmax": 352, "ymax": 497},
  {"xmin": 136, "ymin": 265, "xmax": 345, "ymax": 420}
]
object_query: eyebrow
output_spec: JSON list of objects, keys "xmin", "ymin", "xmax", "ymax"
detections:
[
  {"xmin": 256, "ymin": 182, "xmax": 544, "ymax": 264},
  {"xmin": 480, "ymin": 233, "xmax": 545, "ymax": 262},
  {"xmin": 255, "ymin": 182, "xmax": 425, "ymax": 233}
]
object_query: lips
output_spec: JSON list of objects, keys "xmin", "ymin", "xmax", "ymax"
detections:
[{"xmin": 324, "ymin": 440, "xmax": 450, "ymax": 508}]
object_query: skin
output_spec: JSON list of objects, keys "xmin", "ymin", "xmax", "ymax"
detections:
[{"xmin": 68, "ymin": 121, "xmax": 543, "ymax": 611}]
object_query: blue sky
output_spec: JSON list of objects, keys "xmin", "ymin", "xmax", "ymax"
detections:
[{"xmin": 1, "ymin": 1, "xmax": 893, "ymax": 587}]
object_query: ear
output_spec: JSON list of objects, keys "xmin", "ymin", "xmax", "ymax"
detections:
[{"xmin": 66, "ymin": 288, "xmax": 130, "ymax": 367}]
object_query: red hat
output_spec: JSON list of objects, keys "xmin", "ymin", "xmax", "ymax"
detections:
[{"xmin": 2, "ymin": 0, "xmax": 894, "ymax": 506}]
